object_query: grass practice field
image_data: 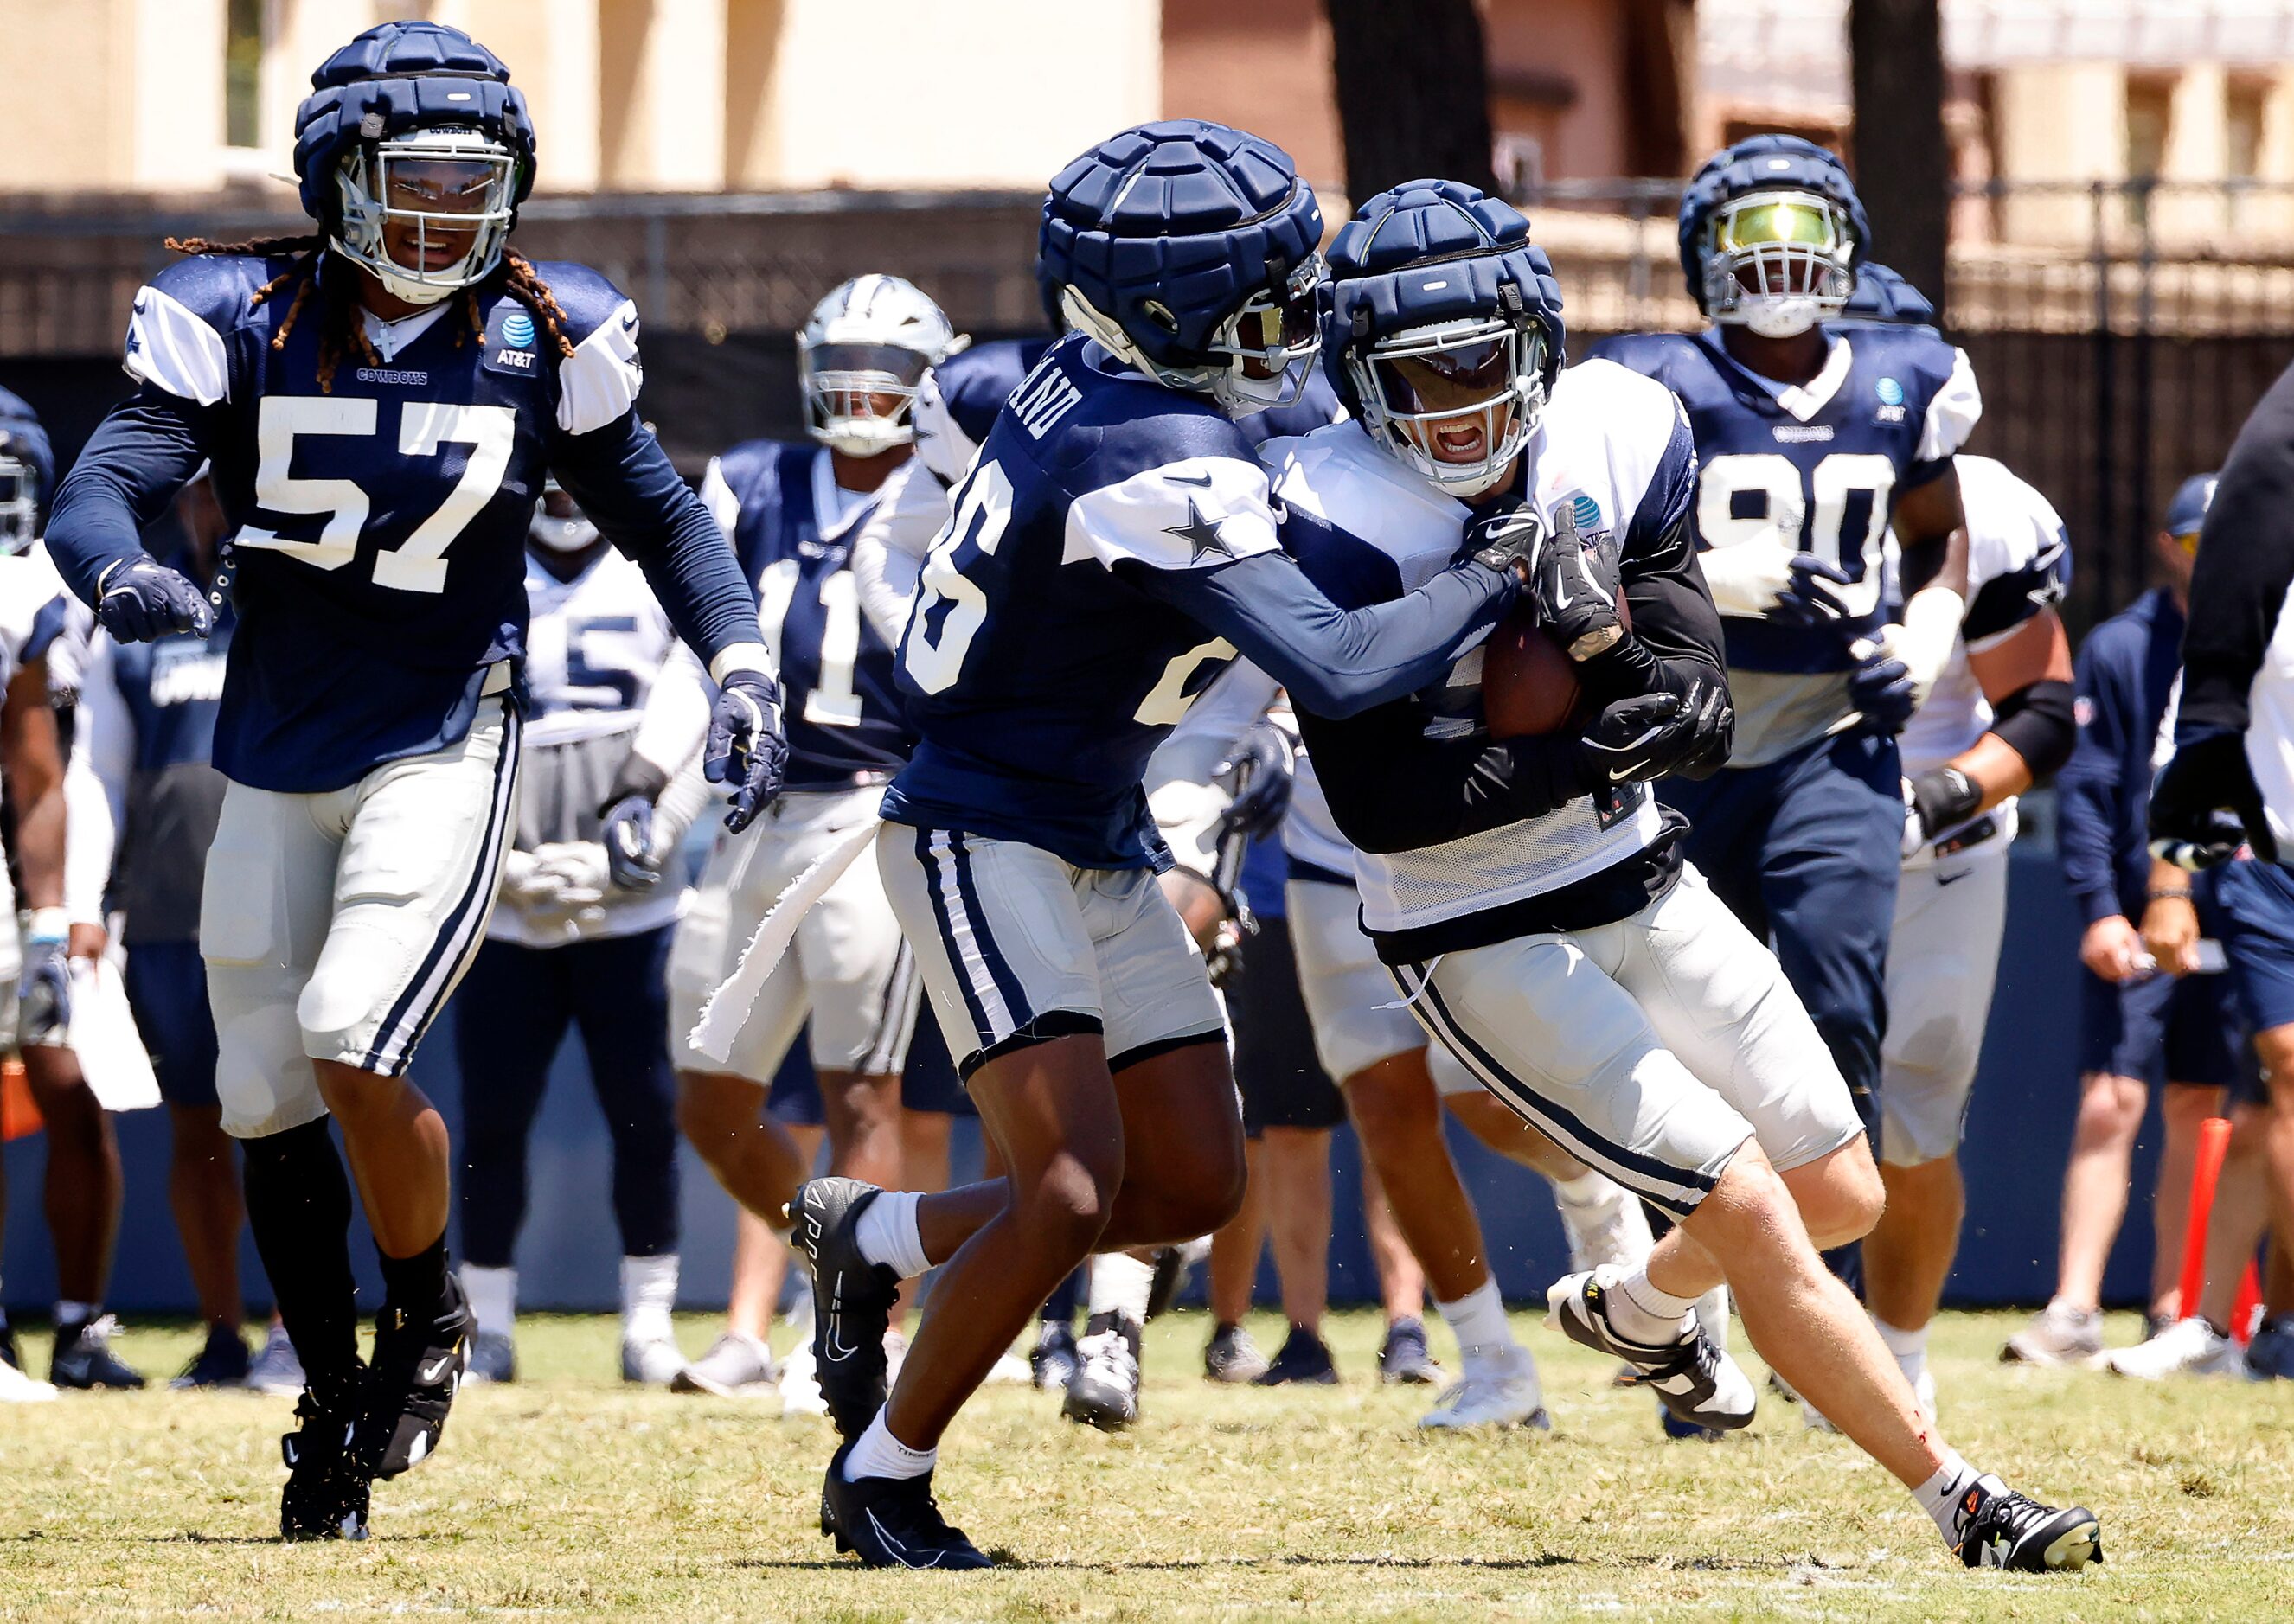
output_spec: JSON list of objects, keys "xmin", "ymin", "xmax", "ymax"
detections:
[{"xmin": 0, "ymin": 1307, "xmax": 2288, "ymax": 1621}]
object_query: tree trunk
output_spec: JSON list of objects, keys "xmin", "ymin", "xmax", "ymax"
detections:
[
  {"xmin": 1849, "ymin": 0, "xmax": 1951, "ymax": 319},
  {"xmin": 1323, "ymin": 0, "xmax": 1496, "ymax": 208}
]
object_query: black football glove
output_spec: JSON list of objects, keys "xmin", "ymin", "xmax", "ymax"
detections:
[
  {"xmin": 704, "ymin": 668, "xmax": 790, "ymax": 834},
  {"xmin": 1578, "ymin": 679, "xmax": 1727, "ymax": 787},
  {"xmin": 1770, "ymin": 553, "xmax": 1857, "ymax": 630},
  {"xmin": 1848, "ymin": 645, "xmax": 1917, "ymax": 735},
  {"xmin": 1462, "ymin": 500, "xmax": 1545, "ymax": 579},
  {"xmin": 1529, "ymin": 500, "xmax": 1625, "ymax": 662},
  {"xmin": 1213, "ymin": 721, "xmax": 1295, "ymax": 843},
  {"xmin": 96, "ymin": 553, "xmax": 212, "ymax": 643},
  {"xmin": 2150, "ymin": 729, "xmax": 2277, "ymax": 866}
]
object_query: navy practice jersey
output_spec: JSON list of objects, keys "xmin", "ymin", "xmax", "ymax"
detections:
[
  {"xmin": 45, "ymin": 250, "xmax": 757, "ymax": 795},
  {"xmin": 69, "ymin": 598, "xmax": 233, "ymax": 944},
  {"xmin": 1589, "ymin": 324, "xmax": 1979, "ymax": 763},
  {"xmin": 880, "ymin": 333, "xmax": 1511, "ymax": 870},
  {"xmin": 702, "ymin": 439, "xmax": 911, "ymax": 790},
  {"xmin": 913, "ymin": 338, "xmax": 1055, "ymax": 490}
]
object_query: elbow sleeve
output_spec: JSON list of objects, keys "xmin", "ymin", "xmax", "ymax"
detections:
[{"xmin": 1990, "ymin": 678, "xmax": 2077, "ymax": 779}]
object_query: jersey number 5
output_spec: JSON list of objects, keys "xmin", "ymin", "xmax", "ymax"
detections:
[{"xmin": 236, "ymin": 397, "xmax": 516, "ymax": 593}]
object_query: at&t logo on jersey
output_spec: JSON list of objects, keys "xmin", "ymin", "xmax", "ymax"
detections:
[
  {"xmin": 489, "ymin": 309, "xmax": 539, "ymax": 373},
  {"xmin": 1874, "ymin": 375, "xmax": 1907, "ymax": 424}
]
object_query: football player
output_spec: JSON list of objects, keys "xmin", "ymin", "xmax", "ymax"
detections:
[
  {"xmin": 1275, "ymin": 177, "xmax": 2100, "ymax": 1572},
  {"xmin": 0, "ymin": 520, "xmax": 143, "ymax": 1399},
  {"xmin": 1590, "ymin": 139, "xmax": 1979, "ymax": 1304},
  {"xmin": 452, "ymin": 483, "xmax": 707, "ymax": 1388},
  {"xmin": 782, "ymin": 120, "xmax": 1524, "ymax": 1570},
  {"xmin": 1829, "ymin": 268, "xmax": 2079, "ymax": 1415},
  {"xmin": 601, "ymin": 274, "xmax": 958, "ymax": 1401},
  {"xmin": 0, "ymin": 387, "xmax": 52, "ymax": 556},
  {"xmin": 43, "ymin": 21, "xmax": 780, "ymax": 1538}
]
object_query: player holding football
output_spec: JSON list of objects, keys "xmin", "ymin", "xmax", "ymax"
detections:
[
  {"xmin": 783, "ymin": 120, "xmax": 1526, "ymax": 1569},
  {"xmin": 1271, "ymin": 177, "xmax": 2099, "ymax": 1573},
  {"xmin": 1592, "ymin": 139, "xmax": 1977, "ymax": 1307},
  {"xmin": 44, "ymin": 21, "xmax": 780, "ymax": 1538}
]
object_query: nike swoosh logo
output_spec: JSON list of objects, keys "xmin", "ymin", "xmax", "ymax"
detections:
[
  {"xmin": 1550, "ymin": 578, "xmax": 1574, "ymax": 609},
  {"xmin": 1165, "ymin": 471, "xmax": 1214, "ymax": 487},
  {"xmin": 1936, "ymin": 869, "xmax": 1975, "ymax": 886},
  {"xmin": 418, "ymin": 1355, "xmax": 456, "ymax": 1384},
  {"xmin": 1609, "ymin": 764, "xmax": 1644, "ymax": 782}
]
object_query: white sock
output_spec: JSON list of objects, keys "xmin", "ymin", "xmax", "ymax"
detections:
[
  {"xmin": 55, "ymin": 1300, "xmax": 98, "ymax": 1329},
  {"xmin": 461, "ymin": 1265, "xmax": 516, "ymax": 1339},
  {"xmin": 1086, "ymin": 1252, "xmax": 1155, "ymax": 1327},
  {"xmin": 1874, "ymin": 1315, "xmax": 1929, "ymax": 1384},
  {"xmin": 621, "ymin": 1254, "xmax": 679, "ymax": 1344},
  {"xmin": 854, "ymin": 1191, "xmax": 932, "ymax": 1280},
  {"xmin": 842, "ymin": 1406, "xmax": 938, "ymax": 1482},
  {"xmin": 1436, "ymin": 1278, "xmax": 1516, "ymax": 1361},
  {"xmin": 1913, "ymin": 1448, "xmax": 1981, "ymax": 1546},
  {"xmin": 1606, "ymin": 1269, "xmax": 1695, "ymax": 1346}
]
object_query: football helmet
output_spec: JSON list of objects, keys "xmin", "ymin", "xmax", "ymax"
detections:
[
  {"xmin": 0, "ymin": 389, "xmax": 53, "ymax": 555},
  {"xmin": 797, "ymin": 276, "xmax": 964, "ymax": 457},
  {"xmin": 1679, "ymin": 136, "xmax": 1868, "ymax": 339},
  {"xmin": 1038, "ymin": 119, "xmax": 1325, "ymax": 418},
  {"xmin": 1323, "ymin": 179, "xmax": 1565, "ymax": 498},
  {"xmin": 292, "ymin": 21, "xmax": 535, "ymax": 306}
]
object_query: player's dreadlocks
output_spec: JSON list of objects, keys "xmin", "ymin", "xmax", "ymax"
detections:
[{"xmin": 163, "ymin": 234, "xmax": 575, "ymax": 393}]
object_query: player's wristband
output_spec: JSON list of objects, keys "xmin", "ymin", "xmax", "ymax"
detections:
[
  {"xmin": 2145, "ymin": 886, "xmax": 2194, "ymax": 904},
  {"xmin": 25, "ymin": 907, "xmax": 69, "ymax": 947}
]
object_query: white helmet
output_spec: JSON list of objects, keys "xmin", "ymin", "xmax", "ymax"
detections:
[{"xmin": 798, "ymin": 276, "xmax": 964, "ymax": 457}]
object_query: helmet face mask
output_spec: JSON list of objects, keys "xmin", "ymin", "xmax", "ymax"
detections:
[
  {"xmin": 333, "ymin": 126, "xmax": 517, "ymax": 306},
  {"xmin": 1063, "ymin": 253, "xmax": 1325, "ymax": 419},
  {"xmin": 1700, "ymin": 188, "xmax": 1857, "ymax": 338},
  {"xmin": 1348, "ymin": 315, "xmax": 1549, "ymax": 497},
  {"xmin": 797, "ymin": 276, "xmax": 959, "ymax": 457},
  {"xmin": 0, "ymin": 454, "xmax": 35, "ymax": 554}
]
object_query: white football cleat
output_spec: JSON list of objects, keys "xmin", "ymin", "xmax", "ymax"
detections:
[
  {"xmin": 0, "ymin": 1357, "xmax": 56, "ymax": 1403},
  {"xmin": 1418, "ymin": 1346, "xmax": 1549, "ymax": 1430},
  {"xmin": 2105, "ymin": 1316, "xmax": 2241, "ymax": 1379},
  {"xmin": 620, "ymin": 1332, "xmax": 686, "ymax": 1387},
  {"xmin": 777, "ymin": 1324, "xmax": 828, "ymax": 1418}
]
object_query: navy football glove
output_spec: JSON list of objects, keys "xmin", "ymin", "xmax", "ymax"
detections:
[
  {"xmin": 16, "ymin": 928, "xmax": 69, "ymax": 1047},
  {"xmin": 1769, "ymin": 553, "xmax": 1855, "ymax": 630},
  {"xmin": 2150, "ymin": 730, "xmax": 2278, "ymax": 866},
  {"xmin": 95, "ymin": 553, "xmax": 212, "ymax": 643},
  {"xmin": 704, "ymin": 668, "xmax": 789, "ymax": 834},
  {"xmin": 599, "ymin": 795, "xmax": 662, "ymax": 892},
  {"xmin": 1848, "ymin": 645, "xmax": 1917, "ymax": 735},
  {"xmin": 1213, "ymin": 722, "xmax": 1296, "ymax": 843}
]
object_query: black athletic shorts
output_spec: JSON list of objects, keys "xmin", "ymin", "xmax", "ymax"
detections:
[{"xmin": 1230, "ymin": 923, "xmax": 1346, "ymax": 1135}]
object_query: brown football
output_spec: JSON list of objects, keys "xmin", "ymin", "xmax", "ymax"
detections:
[{"xmin": 1481, "ymin": 590, "xmax": 1630, "ymax": 739}]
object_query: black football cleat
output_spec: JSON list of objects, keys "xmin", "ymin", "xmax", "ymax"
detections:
[
  {"xmin": 280, "ymin": 1387, "xmax": 369, "ymax": 1542},
  {"xmin": 1547, "ymin": 1269, "xmax": 1754, "ymax": 1432},
  {"xmin": 354, "ymin": 1275, "xmax": 472, "ymax": 1480},
  {"xmin": 170, "ymin": 1324, "xmax": 253, "ymax": 1390},
  {"xmin": 820, "ymin": 1440, "xmax": 991, "ymax": 1570},
  {"xmin": 1952, "ymin": 1477, "xmax": 2103, "ymax": 1571},
  {"xmin": 1253, "ymin": 1324, "xmax": 1339, "ymax": 1386},
  {"xmin": 787, "ymin": 1177, "xmax": 902, "ymax": 1438},
  {"xmin": 50, "ymin": 1316, "xmax": 147, "ymax": 1390}
]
